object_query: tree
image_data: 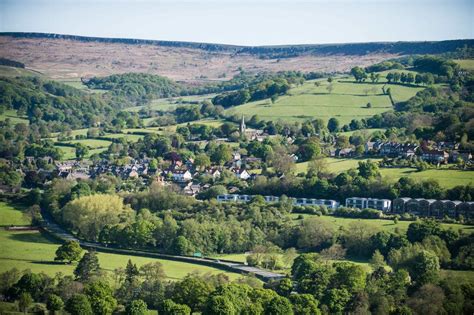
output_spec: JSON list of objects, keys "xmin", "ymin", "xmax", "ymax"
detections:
[
  {"xmin": 55, "ymin": 241, "xmax": 83, "ymax": 264},
  {"xmin": 74, "ymin": 250, "xmax": 100, "ymax": 281},
  {"xmin": 307, "ymin": 158, "xmax": 328, "ymax": 178},
  {"xmin": 126, "ymin": 299, "xmax": 148, "ymax": 315},
  {"xmin": 62, "ymin": 194, "xmax": 133, "ymax": 241},
  {"xmin": 412, "ymin": 250, "xmax": 440, "ymax": 287},
  {"xmin": 125, "ymin": 259, "xmax": 139, "ymax": 282},
  {"xmin": 408, "ymin": 284, "xmax": 445, "ymax": 315},
  {"xmin": 47, "ymin": 294, "xmax": 64, "ymax": 314},
  {"xmin": 386, "ymin": 72, "xmax": 394, "ymax": 83},
  {"xmin": 326, "ymin": 84, "xmax": 334, "ymax": 94},
  {"xmin": 271, "ymin": 95, "xmax": 278, "ymax": 104},
  {"xmin": 66, "ymin": 294, "xmax": 93, "ymax": 315},
  {"xmin": 351, "ymin": 66, "xmax": 367, "ymax": 82},
  {"xmin": 343, "ymin": 221, "xmax": 379, "ymax": 257},
  {"xmin": 327, "ymin": 118, "xmax": 340, "ymax": 133},
  {"xmin": 211, "ymin": 144, "xmax": 232, "ymax": 165},
  {"xmin": 13, "ymin": 272, "xmax": 44, "ymax": 300},
  {"xmin": 205, "ymin": 295, "xmax": 237, "ymax": 315},
  {"xmin": 320, "ymin": 244, "xmax": 346, "ymax": 261},
  {"xmin": 85, "ymin": 280, "xmax": 117, "ymax": 315},
  {"xmin": 18, "ymin": 292, "xmax": 33, "ymax": 313},
  {"xmin": 290, "ymin": 294, "xmax": 321, "ymax": 315},
  {"xmin": 173, "ymin": 235, "xmax": 191, "ymax": 255},
  {"xmin": 75, "ymin": 143, "xmax": 89, "ymax": 160},
  {"xmin": 325, "ymin": 288, "xmax": 351, "ymax": 314},
  {"xmin": 370, "ymin": 250, "xmax": 386, "ymax": 269},
  {"xmin": 172, "ymin": 275, "xmax": 213, "ymax": 312},
  {"xmin": 358, "ymin": 160, "xmax": 380, "ymax": 179},
  {"xmin": 297, "ymin": 217, "xmax": 334, "ymax": 250},
  {"xmin": 298, "ymin": 138, "xmax": 321, "ymax": 161},
  {"xmin": 406, "ymin": 220, "xmax": 443, "ymax": 244},
  {"xmin": 194, "ymin": 153, "xmax": 211, "ymax": 171},
  {"xmin": 160, "ymin": 299, "xmax": 191, "ymax": 315},
  {"xmin": 366, "ymin": 102, "xmax": 372, "ymax": 108},
  {"xmin": 265, "ymin": 296, "xmax": 294, "ymax": 315}
]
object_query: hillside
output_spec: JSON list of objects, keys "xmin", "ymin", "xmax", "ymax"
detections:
[
  {"xmin": 224, "ymin": 76, "xmax": 423, "ymax": 124},
  {"xmin": 0, "ymin": 32, "xmax": 471, "ymax": 82}
]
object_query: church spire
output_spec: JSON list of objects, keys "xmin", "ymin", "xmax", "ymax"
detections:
[{"xmin": 240, "ymin": 115, "xmax": 246, "ymax": 134}]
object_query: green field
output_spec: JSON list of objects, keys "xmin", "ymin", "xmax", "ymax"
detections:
[
  {"xmin": 454, "ymin": 59, "xmax": 474, "ymax": 71},
  {"xmin": 0, "ymin": 202, "xmax": 239, "ymax": 280},
  {"xmin": 0, "ymin": 109, "xmax": 29, "ymax": 125},
  {"xmin": 102, "ymin": 133, "xmax": 145, "ymax": 142},
  {"xmin": 0, "ymin": 202, "xmax": 30, "ymax": 226},
  {"xmin": 0, "ymin": 229, "xmax": 239, "ymax": 280},
  {"xmin": 295, "ymin": 158, "xmax": 383, "ymax": 174},
  {"xmin": 55, "ymin": 145, "xmax": 108, "ymax": 160},
  {"xmin": 295, "ymin": 158, "xmax": 473, "ymax": 189},
  {"xmin": 224, "ymin": 78, "xmax": 422, "ymax": 125},
  {"xmin": 127, "ymin": 94, "xmax": 217, "ymax": 113},
  {"xmin": 62, "ymin": 138, "xmax": 112, "ymax": 149},
  {"xmin": 337, "ymin": 128, "xmax": 386, "ymax": 137},
  {"xmin": 290, "ymin": 214, "xmax": 474, "ymax": 234},
  {"xmin": 379, "ymin": 168, "xmax": 473, "ymax": 189}
]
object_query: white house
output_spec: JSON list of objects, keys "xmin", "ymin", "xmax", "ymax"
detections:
[
  {"xmin": 170, "ymin": 170, "xmax": 193, "ymax": 182},
  {"xmin": 233, "ymin": 169, "xmax": 251, "ymax": 180}
]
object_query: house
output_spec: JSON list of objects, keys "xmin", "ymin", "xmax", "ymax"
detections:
[
  {"xmin": 365, "ymin": 141, "xmax": 376, "ymax": 153},
  {"xmin": 345, "ymin": 197, "xmax": 391, "ymax": 211},
  {"xmin": 170, "ymin": 170, "xmax": 193, "ymax": 182},
  {"xmin": 378, "ymin": 142, "xmax": 419, "ymax": 158},
  {"xmin": 422, "ymin": 150, "xmax": 449, "ymax": 163},
  {"xmin": 436, "ymin": 142, "xmax": 459, "ymax": 151},
  {"xmin": 451, "ymin": 151, "xmax": 472, "ymax": 163},
  {"xmin": 183, "ymin": 182, "xmax": 202, "ymax": 196},
  {"xmin": 232, "ymin": 152, "xmax": 242, "ymax": 161},
  {"xmin": 336, "ymin": 148, "xmax": 353, "ymax": 157},
  {"xmin": 233, "ymin": 169, "xmax": 251, "ymax": 180},
  {"xmin": 206, "ymin": 168, "xmax": 221, "ymax": 179}
]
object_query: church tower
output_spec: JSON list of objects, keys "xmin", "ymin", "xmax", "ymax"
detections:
[{"xmin": 239, "ymin": 115, "xmax": 246, "ymax": 134}]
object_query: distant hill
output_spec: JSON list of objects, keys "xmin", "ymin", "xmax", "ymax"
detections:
[
  {"xmin": 1, "ymin": 32, "xmax": 472, "ymax": 58},
  {"xmin": 0, "ymin": 32, "xmax": 472, "ymax": 82}
]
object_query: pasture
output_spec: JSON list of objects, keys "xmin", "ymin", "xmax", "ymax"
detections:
[
  {"xmin": 0, "ymin": 202, "xmax": 239, "ymax": 280},
  {"xmin": 0, "ymin": 229, "xmax": 239, "ymax": 280},
  {"xmin": 0, "ymin": 202, "xmax": 30, "ymax": 226},
  {"xmin": 0, "ymin": 109, "xmax": 29, "ymax": 125},
  {"xmin": 62, "ymin": 138, "xmax": 112, "ymax": 149},
  {"xmin": 127, "ymin": 93, "xmax": 216, "ymax": 113},
  {"xmin": 55, "ymin": 145, "xmax": 108, "ymax": 160},
  {"xmin": 290, "ymin": 214, "xmax": 473, "ymax": 234},
  {"xmin": 454, "ymin": 59, "xmax": 474, "ymax": 71},
  {"xmin": 224, "ymin": 78, "xmax": 421, "ymax": 125},
  {"xmin": 379, "ymin": 168, "xmax": 473, "ymax": 189},
  {"xmin": 295, "ymin": 158, "xmax": 383, "ymax": 174},
  {"xmin": 295, "ymin": 158, "xmax": 473, "ymax": 189}
]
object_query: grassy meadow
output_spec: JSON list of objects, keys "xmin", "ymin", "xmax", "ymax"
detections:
[
  {"xmin": 290, "ymin": 213, "xmax": 474, "ymax": 234},
  {"xmin": 454, "ymin": 59, "xmax": 474, "ymax": 71},
  {"xmin": 0, "ymin": 109, "xmax": 29, "ymax": 125},
  {"xmin": 0, "ymin": 202, "xmax": 239, "ymax": 280},
  {"xmin": 379, "ymin": 168, "xmax": 473, "ymax": 189},
  {"xmin": 224, "ymin": 78, "xmax": 422, "ymax": 125},
  {"xmin": 127, "ymin": 94, "xmax": 217, "ymax": 113},
  {"xmin": 0, "ymin": 202, "xmax": 30, "ymax": 226},
  {"xmin": 294, "ymin": 158, "xmax": 473, "ymax": 189}
]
